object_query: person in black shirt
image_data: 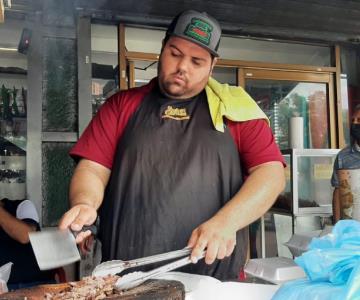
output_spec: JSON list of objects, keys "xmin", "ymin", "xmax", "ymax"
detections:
[
  {"xmin": 331, "ymin": 105, "xmax": 360, "ymax": 222},
  {"xmin": 0, "ymin": 198, "xmax": 55, "ymax": 290}
]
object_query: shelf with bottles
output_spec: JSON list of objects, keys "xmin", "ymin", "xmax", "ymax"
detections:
[
  {"xmin": 0, "ymin": 85, "xmax": 27, "ymax": 152},
  {"xmin": 0, "ymin": 159, "xmax": 26, "ymax": 200},
  {"xmin": 0, "ymin": 142, "xmax": 26, "ymax": 200},
  {"xmin": 0, "ymin": 84, "xmax": 27, "ymax": 120}
]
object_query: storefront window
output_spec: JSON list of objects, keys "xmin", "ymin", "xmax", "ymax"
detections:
[
  {"xmin": 125, "ymin": 27, "xmax": 163, "ymax": 88},
  {"xmin": 0, "ymin": 19, "xmax": 28, "ymax": 200},
  {"xmin": 246, "ymin": 79, "xmax": 330, "ymax": 150},
  {"xmin": 91, "ymin": 24, "xmax": 118, "ymax": 115},
  {"xmin": 219, "ymin": 37, "xmax": 331, "ymax": 66},
  {"xmin": 125, "ymin": 26, "xmax": 332, "ymax": 67},
  {"xmin": 213, "ymin": 67, "xmax": 237, "ymax": 85},
  {"xmin": 132, "ymin": 60, "xmax": 157, "ymax": 87}
]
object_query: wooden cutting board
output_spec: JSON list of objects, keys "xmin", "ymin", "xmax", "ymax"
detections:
[{"xmin": 0, "ymin": 279, "xmax": 185, "ymax": 300}]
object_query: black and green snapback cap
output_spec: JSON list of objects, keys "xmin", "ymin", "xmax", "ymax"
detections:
[{"xmin": 166, "ymin": 10, "xmax": 221, "ymax": 57}]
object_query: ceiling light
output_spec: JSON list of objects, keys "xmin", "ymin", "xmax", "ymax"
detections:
[{"xmin": 0, "ymin": 47, "xmax": 18, "ymax": 52}]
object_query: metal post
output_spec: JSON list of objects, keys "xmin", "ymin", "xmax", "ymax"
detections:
[{"xmin": 261, "ymin": 215, "xmax": 266, "ymax": 258}]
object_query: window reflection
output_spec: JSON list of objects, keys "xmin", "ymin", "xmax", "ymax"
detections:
[
  {"xmin": 91, "ymin": 24, "xmax": 119, "ymax": 115},
  {"xmin": 219, "ymin": 37, "xmax": 331, "ymax": 66},
  {"xmin": 212, "ymin": 67, "xmax": 237, "ymax": 85},
  {"xmin": 133, "ymin": 61, "xmax": 157, "ymax": 87},
  {"xmin": 246, "ymin": 80, "xmax": 329, "ymax": 149}
]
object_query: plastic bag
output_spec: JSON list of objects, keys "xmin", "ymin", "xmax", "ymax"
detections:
[
  {"xmin": 0, "ymin": 262, "xmax": 13, "ymax": 294},
  {"xmin": 272, "ymin": 220, "xmax": 360, "ymax": 300}
]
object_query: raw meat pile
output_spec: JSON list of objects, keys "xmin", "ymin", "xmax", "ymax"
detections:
[{"xmin": 45, "ymin": 275, "xmax": 120, "ymax": 300}]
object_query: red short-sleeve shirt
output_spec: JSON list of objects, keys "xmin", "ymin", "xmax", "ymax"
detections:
[{"xmin": 70, "ymin": 80, "xmax": 285, "ymax": 173}]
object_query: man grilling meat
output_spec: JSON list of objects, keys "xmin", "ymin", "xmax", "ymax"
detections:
[{"xmin": 59, "ymin": 9, "xmax": 285, "ymax": 280}]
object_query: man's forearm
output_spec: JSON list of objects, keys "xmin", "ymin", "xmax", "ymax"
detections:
[
  {"xmin": 0, "ymin": 207, "xmax": 36, "ymax": 243},
  {"xmin": 59, "ymin": 159, "xmax": 110, "ymax": 238},
  {"xmin": 69, "ymin": 160, "xmax": 111, "ymax": 209},
  {"xmin": 187, "ymin": 161, "xmax": 285, "ymax": 263},
  {"xmin": 70, "ymin": 169, "xmax": 104, "ymax": 209},
  {"xmin": 214, "ymin": 162, "xmax": 285, "ymax": 231}
]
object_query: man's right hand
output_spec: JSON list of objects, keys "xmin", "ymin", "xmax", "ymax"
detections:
[{"xmin": 59, "ymin": 204, "xmax": 98, "ymax": 244}]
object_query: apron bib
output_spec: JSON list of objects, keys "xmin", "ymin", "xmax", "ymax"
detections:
[{"xmin": 99, "ymin": 86, "xmax": 248, "ymax": 280}]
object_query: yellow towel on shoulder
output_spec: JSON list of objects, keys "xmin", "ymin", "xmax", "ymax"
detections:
[{"xmin": 205, "ymin": 77, "xmax": 269, "ymax": 132}]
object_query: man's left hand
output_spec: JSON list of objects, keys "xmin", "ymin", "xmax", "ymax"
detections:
[{"xmin": 187, "ymin": 215, "xmax": 236, "ymax": 265}]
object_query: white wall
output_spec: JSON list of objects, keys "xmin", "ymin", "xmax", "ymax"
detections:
[
  {"xmin": 0, "ymin": 18, "xmax": 28, "ymax": 71},
  {"xmin": 125, "ymin": 27, "xmax": 164, "ymax": 53},
  {"xmin": 0, "ymin": 51, "xmax": 27, "ymax": 70},
  {"xmin": 91, "ymin": 24, "xmax": 118, "ymax": 53},
  {"xmin": 0, "ymin": 19, "xmax": 25, "ymax": 48}
]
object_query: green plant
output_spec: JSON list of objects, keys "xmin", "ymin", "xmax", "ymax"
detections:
[
  {"xmin": 1, "ymin": 85, "xmax": 12, "ymax": 121},
  {"xmin": 11, "ymin": 87, "xmax": 19, "ymax": 117}
]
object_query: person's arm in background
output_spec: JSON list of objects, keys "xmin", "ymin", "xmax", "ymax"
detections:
[
  {"xmin": 0, "ymin": 200, "xmax": 37, "ymax": 244},
  {"xmin": 332, "ymin": 188, "xmax": 340, "ymax": 223},
  {"xmin": 59, "ymin": 159, "xmax": 111, "ymax": 243},
  {"xmin": 331, "ymin": 156, "xmax": 340, "ymax": 223},
  {"xmin": 188, "ymin": 161, "xmax": 285, "ymax": 264}
]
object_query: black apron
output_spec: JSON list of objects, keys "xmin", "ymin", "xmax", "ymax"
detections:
[{"xmin": 99, "ymin": 85, "xmax": 248, "ymax": 280}]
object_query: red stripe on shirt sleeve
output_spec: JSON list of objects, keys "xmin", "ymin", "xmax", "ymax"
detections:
[
  {"xmin": 227, "ymin": 119, "xmax": 285, "ymax": 173},
  {"xmin": 69, "ymin": 81, "xmax": 155, "ymax": 169},
  {"xmin": 70, "ymin": 94, "xmax": 122, "ymax": 169}
]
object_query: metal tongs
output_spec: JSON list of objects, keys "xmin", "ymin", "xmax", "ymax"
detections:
[
  {"xmin": 115, "ymin": 251, "xmax": 205, "ymax": 290},
  {"xmin": 92, "ymin": 247, "xmax": 205, "ymax": 290},
  {"xmin": 93, "ymin": 246, "xmax": 194, "ymax": 277}
]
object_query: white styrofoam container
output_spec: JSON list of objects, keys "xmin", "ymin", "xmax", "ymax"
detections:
[
  {"xmin": 157, "ymin": 272, "xmax": 280, "ymax": 300},
  {"xmin": 244, "ymin": 257, "xmax": 306, "ymax": 285},
  {"xmin": 284, "ymin": 232, "xmax": 318, "ymax": 257},
  {"xmin": 284, "ymin": 226, "xmax": 333, "ymax": 257}
]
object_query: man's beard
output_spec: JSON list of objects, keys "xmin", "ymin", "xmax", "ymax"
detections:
[
  {"xmin": 157, "ymin": 61, "xmax": 189, "ymax": 99},
  {"xmin": 160, "ymin": 79, "xmax": 187, "ymax": 98}
]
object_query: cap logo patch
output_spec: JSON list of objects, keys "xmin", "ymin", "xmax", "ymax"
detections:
[{"xmin": 184, "ymin": 17, "xmax": 213, "ymax": 46}]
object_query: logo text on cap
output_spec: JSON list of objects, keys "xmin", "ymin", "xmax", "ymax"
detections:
[{"xmin": 184, "ymin": 17, "xmax": 213, "ymax": 46}]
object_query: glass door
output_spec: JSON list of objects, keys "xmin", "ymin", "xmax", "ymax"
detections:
[{"xmin": 243, "ymin": 69, "xmax": 336, "ymax": 149}]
